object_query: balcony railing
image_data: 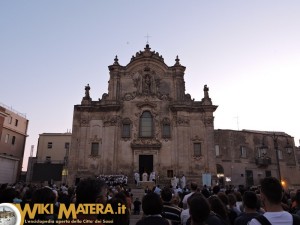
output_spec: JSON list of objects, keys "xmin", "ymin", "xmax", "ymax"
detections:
[{"xmin": 255, "ymin": 157, "xmax": 271, "ymax": 167}]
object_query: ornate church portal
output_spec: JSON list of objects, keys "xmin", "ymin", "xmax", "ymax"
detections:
[{"xmin": 68, "ymin": 45, "xmax": 218, "ymax": 185}]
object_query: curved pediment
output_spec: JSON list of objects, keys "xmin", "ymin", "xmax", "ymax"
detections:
[{"xmin": 126, "ymin": 44, "xmax": 169, "ymax": 72}]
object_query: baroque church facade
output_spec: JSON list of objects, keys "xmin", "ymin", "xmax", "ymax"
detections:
[{"xmin": 67, "ymin": 45, "xmax": 218, "ymax": 185}]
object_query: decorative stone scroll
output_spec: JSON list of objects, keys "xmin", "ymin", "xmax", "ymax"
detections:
[
  {"xmin": 131, "ymin": 138, "xmax": 162, "ymax": 150},
  {"xmin": 80, "ymin": 118, "xmax": 90, "ymax": 127},
  {"xmin": 204, "ymin": 117, "xmax": 214, "ymax": 127},
  {"xmin": 123, "ymin": 92, "xmax": 137, "ymax": 101},
  {"xmin": 176, "ymin": 116, "xmax": 190, "ymax": 126},
  {"xmin": 89, "ymin": 135, "xmax": 102, "ymax": 143},
  {"xmin": 103, "ymin": 116, "xmax": 120, "ymax": 127}
]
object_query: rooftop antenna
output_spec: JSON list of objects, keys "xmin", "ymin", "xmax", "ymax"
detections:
[
  {"xmin": 234, "ymin": 115, "xmax": 240, "ymax": 131},
  {"xmin": 30, "ymin": 145, "xmax": 34, "ymax": 157},
  {"xmin": 144, "ymin": 33, "xmax": 151, "ymax": 44}
]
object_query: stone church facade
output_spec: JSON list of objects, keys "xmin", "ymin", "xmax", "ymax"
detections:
[{"xmin": 67, "ymin": 45, "xmax": 218, "ymax": 185}]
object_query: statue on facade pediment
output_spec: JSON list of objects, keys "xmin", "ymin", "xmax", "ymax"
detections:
[
  {"xmin": 202, "ymin": 85, "xmax": 212, "ymax": 105},
  {"xmin": 81, "ymin": 84, "xmax": 92, "ymax": 105},
  {"xmin": 85, "ymin": 84, "xmax": 90, "ymax": 98}
]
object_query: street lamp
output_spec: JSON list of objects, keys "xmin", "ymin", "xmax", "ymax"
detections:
[
  {"xmin": 271, "ymin": 133, "xmax": 294, "ymax": 184},
  {"xmin": 285, "ymin": 137, "xmax": 293, "ymax": 155},
  {"xmin": 272, "ymin": 133, "xmax": 281, "ymax": 183},
  {"xmin": 260, "ymin": 136, "xmax": 268, "ymax": 156},
  {"xmin": 260, "ymin": 133, "xmax": 294, "ymax": 184}
]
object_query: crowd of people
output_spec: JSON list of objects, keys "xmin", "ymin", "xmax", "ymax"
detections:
[
  {"xmin": 1, "ymin": 177, "xmax": 300, "ymax": 225},
  {"xmin": 138, "ymin": 177, "xmax": 300, "ymax": 225},
  {"xmin": 97, "ymin": 174, "xmax": 128, "ymax": 187}
]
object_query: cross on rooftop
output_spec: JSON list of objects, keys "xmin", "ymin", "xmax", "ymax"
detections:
[{"xmin": 144, "ymin": 33, "xmax": 151, "ymax": 44}]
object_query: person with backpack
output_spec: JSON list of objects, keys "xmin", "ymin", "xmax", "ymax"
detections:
[{"xmin": 248, "ymin": 177, "xmax": 300, "ymax": 225}]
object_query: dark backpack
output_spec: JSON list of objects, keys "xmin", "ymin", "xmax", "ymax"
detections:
[{"xmin": 255, "ymin": 214, "xmax": 300, "ymax": 225}]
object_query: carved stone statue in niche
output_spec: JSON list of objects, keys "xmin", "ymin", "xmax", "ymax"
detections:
[
  {"xmin": 143, "ymin": 74, "xmax": 151, "ymax": 94},
  {"xmin": 135, "ymin": 72, "xmax": 157, "ymax": 96}
]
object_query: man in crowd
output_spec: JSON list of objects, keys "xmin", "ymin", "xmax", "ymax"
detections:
[
  {"xmin": 234, "ymin": 191, "xmax": 259, "ymax": 225},
  {"xmin": 161, "ymin": 187, "xmax": 182, "ymax": 225},
  {"xmin": 249, "ymin": 177, "xmax": 300, "ymax": 225},
  {"xmin": 182, "ymin": 182, "xmax": 198, "ymax": 209}
]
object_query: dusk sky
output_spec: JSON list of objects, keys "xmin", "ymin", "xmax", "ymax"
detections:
[{"xmin": 0, "ymin": 1, "xmax": 299, "ymax": 171}]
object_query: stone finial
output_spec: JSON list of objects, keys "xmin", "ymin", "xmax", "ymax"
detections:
[
  {"xmin": 175, "ymin": 55, "xmax": 180, "ymax": 65},
  {"xmin": 114, "ymin": 55, "xmax": 119, "ymax": 65},
  {"xmin": 144, "ymin": 44, "xmax": 151, "ymax": 51}
]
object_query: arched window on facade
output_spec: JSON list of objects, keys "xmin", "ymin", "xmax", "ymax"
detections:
[{"xmin": 140, "ymin": 111, "xmax": 153, "ymax": 137}]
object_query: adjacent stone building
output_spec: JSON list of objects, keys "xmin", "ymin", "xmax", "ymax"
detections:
[
  {"xmin": 0, "ymin": 103, "xmax": 29, "ymax": 184},
  {"xmin": 26, "ymin": 132, "xmax": 71, "ymax": 184},
  {"xmin": 68, "ymin": 45, "xmax": 218, "ymax": 185},
  {"xmin": 214, "ymin": 129, "xmax": 300, "ymax": 189}
]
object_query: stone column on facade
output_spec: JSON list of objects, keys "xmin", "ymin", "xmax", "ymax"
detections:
[
  {"xmin": 204, "ymin": 116, "xmax": 217, "ymax": 184},
  {"xmin": 113, "ymin": 123, "xmax": 120, "ymax": 174}
]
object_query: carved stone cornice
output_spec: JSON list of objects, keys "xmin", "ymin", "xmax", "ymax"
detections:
[
  {"xmin": 169, "ymin": 102, "xmax": 217, "ymax": 113},
  {"xmin": 131, "ymin": 138, "xmax": 162, "ymax": 150},
  {"xmin": 76, "ymin": 101, "xmax": 121, "ymax": 112}
]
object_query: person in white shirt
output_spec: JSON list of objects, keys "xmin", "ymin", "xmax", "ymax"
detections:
[
  {"xmin": 182, "ymin": 181, "xmax": 198, "ymax": 209},
  {"xmin": 180, "ymin": 174, "xmax": 186, "ymax": 189}
]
